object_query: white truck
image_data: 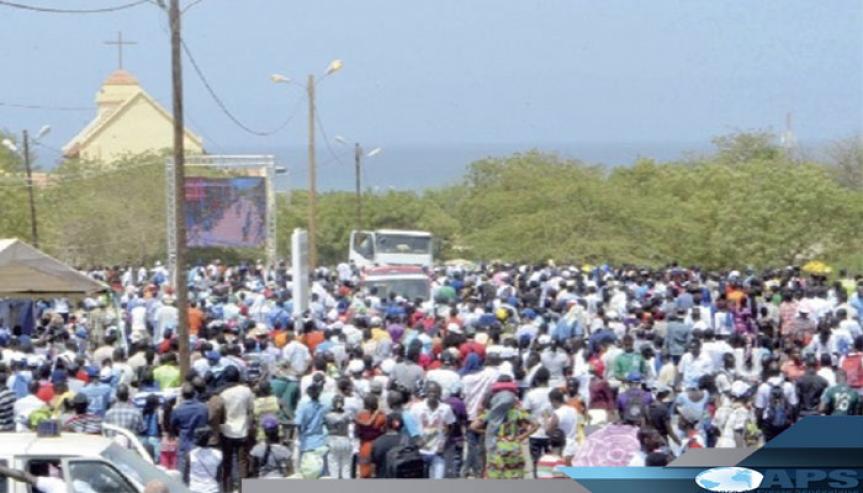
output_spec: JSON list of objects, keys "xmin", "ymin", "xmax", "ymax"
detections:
[
  {"xmin": 0, "ymin": 432, "xmax": 190, "ymax": 493},
  {"xmin": 349, "ymin": 229, "xmax": 434, "ymax": 268}
]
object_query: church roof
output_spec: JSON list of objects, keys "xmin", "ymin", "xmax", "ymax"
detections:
[
  {"xmin": 63, "ymin": 80, "xmax": 203, "ymax": 158},
  {"xmin": 103, "ymin": 69, "xmax": 139, "ymax": 86}
]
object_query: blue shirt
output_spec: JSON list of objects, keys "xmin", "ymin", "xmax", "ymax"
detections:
[
  {"xmin": 80, "ymin": 382, "xmax": 113, "ymax": 416},
  {"xmin": 294, "ymin": 399, "xmax": 328, "ymax": 452},
  {"xmin": 170, "ymin": 400, "xmax": 209, "ymax": 451},
  {"xmin": 267, "ymin": 307, "xmax": 291, "ymax": 329},
  {"xmin": 401, "ymin": 410, "xmax": 421, "ymax": 439}
]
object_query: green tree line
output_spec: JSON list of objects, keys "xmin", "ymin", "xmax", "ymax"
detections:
[{"xmin": 1, "ymin": 130, "xmax": 862, "ymax": 270}]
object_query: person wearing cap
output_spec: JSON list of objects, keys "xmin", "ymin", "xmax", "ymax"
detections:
[
  {"xmin": 78, "ymin": 366, "xmax": 113, "ymax": 417},
  {"xmin": 616, "ymin": 372, "xmax": 652, "ymax": 418},
  {"xmin": 713, "ymin": 380, "xmax": 756, "ymax": 448},
  {"xmin": 250, "ymin": 416, "xmax": 292, "ymax": 478},
  {"xmin": 788, "ymin": 307, "xmax": 816, "ymax": 347}
]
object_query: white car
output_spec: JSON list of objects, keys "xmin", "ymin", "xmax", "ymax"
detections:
[{"xmin": 0, "ymin": 432, "xmax": 191, "ymax": 493}]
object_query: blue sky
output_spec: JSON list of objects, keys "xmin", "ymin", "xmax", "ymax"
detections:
[{"xmin": 1, "ymin": 0, "xmax": 861, "ymax": 185}]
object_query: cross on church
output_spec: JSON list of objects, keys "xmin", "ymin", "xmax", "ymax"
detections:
[{"xmin": 104, "ymin": 31, "xmax": 137, "ymax": 70}]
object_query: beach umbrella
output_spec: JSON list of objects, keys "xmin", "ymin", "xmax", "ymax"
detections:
[
  {"xmin": 802, "ymin": 260, "xmax": 832, "ymax": 276},
  {"xmin": 570, "ymin": 424, "xmax": 640, "ymax": 467}
]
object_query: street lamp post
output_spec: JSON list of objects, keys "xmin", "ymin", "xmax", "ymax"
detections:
[
  {"xmin": 2, "ymin": 125, "xmax": 50, "ymax": 248},
  {"xmin": 272, "ymin": 59, "xmax": 342, "ymax": 270},
  {"xmin": 335, "ymin": 136, "xmax": 381, "ymax": 231}
]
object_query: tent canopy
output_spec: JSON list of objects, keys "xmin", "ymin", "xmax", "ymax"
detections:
[{"xmin": 0, "ymin": 239, "xmax": 108, "ymax": 298}]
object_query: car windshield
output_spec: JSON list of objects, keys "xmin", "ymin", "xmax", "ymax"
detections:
[
  {"xmin": 366, "ymin": 278, "xmax": 431, "ymax": 301},
  {"xmin": 100, "ymin": 443, "xmax": 191, "ymax": 493},
  {"xmin": 374, "ymin": 234, "xmax": 431, "ymax": 255}
]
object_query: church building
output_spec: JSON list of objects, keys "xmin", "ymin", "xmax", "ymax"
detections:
[{"xmin": 62, "ymin": 68, "xmax": 204, "ymax": 163}]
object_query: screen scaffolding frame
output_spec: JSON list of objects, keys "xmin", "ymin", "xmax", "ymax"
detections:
[{"xmin": 165, "ymin": 154, "xmax": 280, "ymax": 280}]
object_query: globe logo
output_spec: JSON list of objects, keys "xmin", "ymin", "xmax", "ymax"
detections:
[{"xmin": 696, "ymin": 467, "xmax": 764, "ymax": 492}]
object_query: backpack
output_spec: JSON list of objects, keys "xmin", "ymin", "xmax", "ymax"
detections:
[
  {"xmin": 28, "ymin": 407, "xmax": 52, "ymax": 430},
  {"xmin": 622, "ymin": 396, "xmax": 646, "ymax": 426},
  {"xmin": 763, "ymin": 384, "xmax": 790, "ymax": 429},
  {"xmin": 385, "ymin": 441, "xmax": 425, "ymax": 478},
  {"xmin": 841, "ymin": 353, "xmax": 863, "ymax": 389}
]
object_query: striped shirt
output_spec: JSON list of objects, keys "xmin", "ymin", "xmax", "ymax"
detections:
[
  {"xmin": 64, "ymin": 413, "xmax": 103, "ymax": 434},
  {"xmin": 0, "ymin": 389, "xmax": 15, "ymax": 431}
]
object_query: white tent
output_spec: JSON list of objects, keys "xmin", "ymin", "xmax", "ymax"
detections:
[{"xmin": 0, "ymin": 239, "xmax": 108, "ymax": 298}]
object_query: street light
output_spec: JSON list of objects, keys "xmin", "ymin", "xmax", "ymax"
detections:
[
  {"xmin": 335, "ymin": 135, "xmax": 382, "ymax": 230},
  {"xmin": 270, "ymin": 58, "xmax": 343, "ymax": 270},
  {"xmin": 2, "ymin": 125, "xmax": 50, "ymax": 248}
]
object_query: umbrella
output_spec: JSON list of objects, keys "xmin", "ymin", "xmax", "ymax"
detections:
[
  {"xmin": 570, "ymin": 424, "xmax": 640, "ymax": 467},
  {"xmin": 802, "ymin": 260, "xmax": 832, "ymax": 275},
  {"xmin": 444, "ymin": 259, "xmax": 476, "ymax": 269}
]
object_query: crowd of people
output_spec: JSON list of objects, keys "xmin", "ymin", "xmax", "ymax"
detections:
[{"xmin": 1, "ymin": 260, "xmax": 862, "ymax": 489}]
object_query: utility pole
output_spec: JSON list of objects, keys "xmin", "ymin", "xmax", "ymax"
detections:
[
  {"xmin": 307, "ymin": 74, "xmax": 318, "ymax": 270},
  {"xmin": 354, "ymin": 142, "xmax": 363, "ymax": 229},
  {"xmin": 169, "ymin": 0, "xmax": 190, "ymax": 379},
  {"xmin": 21, "ymin": 130, "xmax": 39, "ymax": 248}
]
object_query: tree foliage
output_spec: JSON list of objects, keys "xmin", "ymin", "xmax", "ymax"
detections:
[{"xmin": 0, "ymin": 131, "xmax": 860, "ymax": 270}]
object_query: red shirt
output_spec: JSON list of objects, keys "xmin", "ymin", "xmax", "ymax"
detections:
[
  {"xmin": 459, "ymin": 341, "xmax": 486, "ymax": 362},
  {"xmin": 36, "ymin": 381, "xmax": 55, "ymax": 403}
]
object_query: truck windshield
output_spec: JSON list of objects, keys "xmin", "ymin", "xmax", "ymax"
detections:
[
  {"xmin": 101, "ymin": 443, "xmax": 191, "ymax": 493},
  {"xmin": 366, "ymin": 278, "xmax": 431, "ymax": 301},
  {"xmin": 374, "ymin": 234, "xmax": 431, "ymax": 255}
]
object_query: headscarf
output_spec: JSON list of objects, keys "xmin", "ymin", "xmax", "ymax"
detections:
[
  {"xmin": 484, "ymin": 389, "xmax": 517, "ymax": 450},
  {"xmin": 460, "ymin": 352, "xmax": 482, "ymax": 376}
]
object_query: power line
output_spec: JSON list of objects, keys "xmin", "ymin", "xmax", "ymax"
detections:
[
  {"xmin": 181, "ymin": 39, "xmax": 304, "ymax": 137},
  {"xmin": 181, "ymin": 0, "xmax": 205, "ymax": 13},
  {"xmin": 0, "ymin": 0, "xmax": 150, "ymax": 14},
  {"xmin": 0, "ymin": 101, "xmax": 90, "ymax": 112},
  {"xmin": 315, "ymin": 110, "xmax": 346, "ymax": 168}
]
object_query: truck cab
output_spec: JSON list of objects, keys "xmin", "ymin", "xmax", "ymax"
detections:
[
  {"xmin": 349, "ymin": 229, "xmax": 433, "ymax": 269},
  {"xmin": 0, "ymin": 432, "xmax": 190, "ymax": 493}
]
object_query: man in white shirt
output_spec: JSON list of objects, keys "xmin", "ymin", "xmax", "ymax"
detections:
[
  {"xmin": 409, "ymin": 382, "xmax": 455, "ymax": 479},
  {"xmin": 523, "ymin": 367, "xmax": 553, "ymax": 478},
  {"xmin": 0, "ymin": 463, "xmax": 67, "ymax": 493},
  {"xmin": 219, "ymin": 366, "xmax": 254, "ymax": 487},
  {"xmin": 281, "ymin": 331, "xmax": 311, "ymax": 376},
  {"xmin": 154, "ymin": 297, "xmax": 179, "ymax": 341},
  {"xmin": 676, "ymin": 341, "xmax": 715, "ymax": 391},
  {"xmin": 702, "ymin": 330, "xmax": 734, "ymax": 370},
  {"xmin": 13, "ymin": 381, "xmax": 46, "ymax": 432},
  {"xmin": 426, "ymin": 351, "xmax": 461, "ymax": 399}
]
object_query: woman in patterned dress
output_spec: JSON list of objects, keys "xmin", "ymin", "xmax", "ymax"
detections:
[{"xmin": 471, "ymin": 378, "xmax": 538, "ymax": 479}]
